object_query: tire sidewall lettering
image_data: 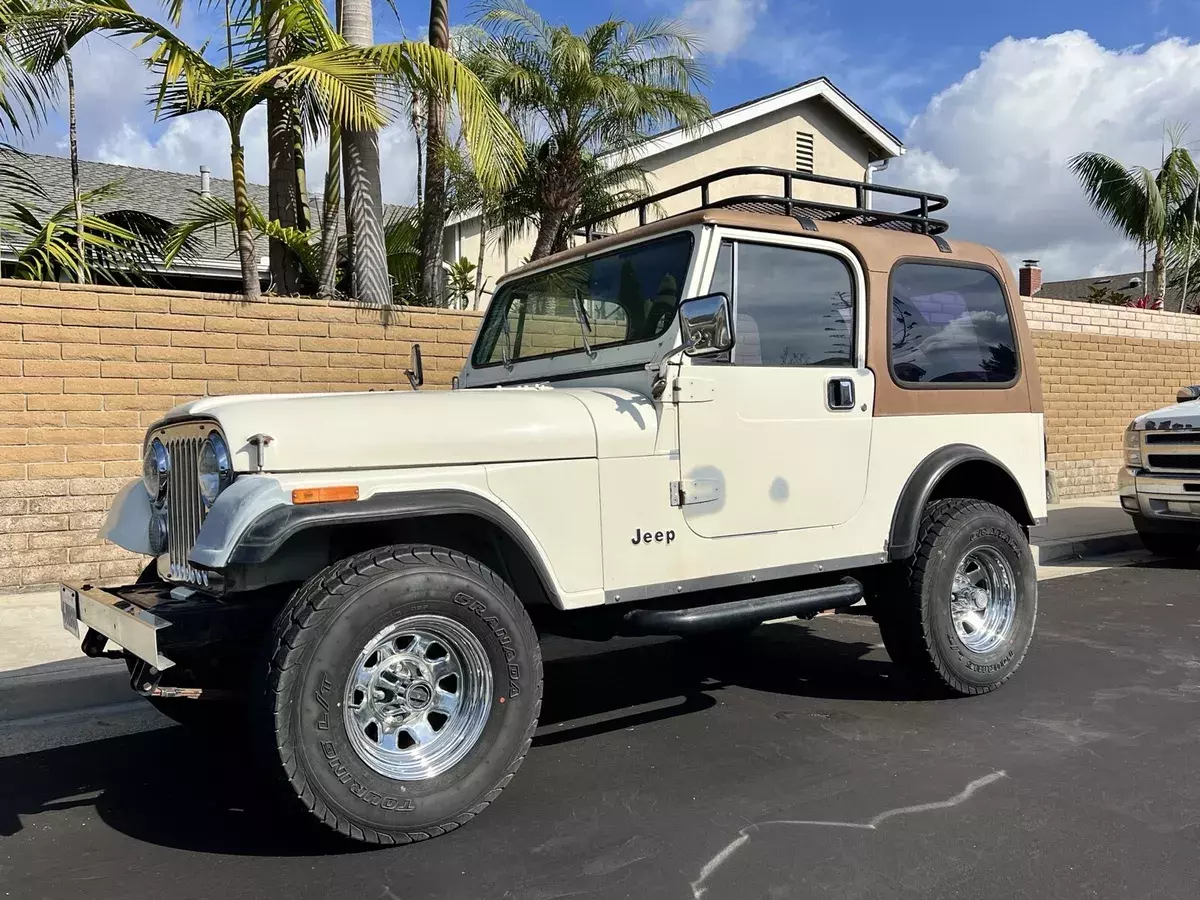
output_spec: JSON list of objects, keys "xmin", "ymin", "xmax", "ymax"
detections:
[{"xmin": 290, "ymin": 558, "xmax": 537, "ymax": 831}]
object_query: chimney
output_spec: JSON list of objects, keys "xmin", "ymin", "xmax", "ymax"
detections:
[
  {"xmin": 199, "ymin": 165, "xmax": 211, "ymax": 198},
  {"xmin": 1019, "ymin": 259, "xmax": 1042, "ymax": 297}
]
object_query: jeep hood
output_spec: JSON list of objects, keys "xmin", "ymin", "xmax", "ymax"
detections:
[
  {"xmin": 1134, "ymin": 400, "xmax": 1200, "ymax": 431},
  {"xmin": 157, "ymin": 386, "xmax": 656, "ymax": 472}
]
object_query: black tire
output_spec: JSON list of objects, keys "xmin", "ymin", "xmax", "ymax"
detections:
[
  {"xmin": 1136, "ymin": 529, "xmax": 1199, "ymax": 557},
  {"xmin": 260, "ymin": 544, "xmax": 542, "ymax": 845},
  {"xmin": 874, "ymin": 499, "xmax": 1037, "ymax": 696}
]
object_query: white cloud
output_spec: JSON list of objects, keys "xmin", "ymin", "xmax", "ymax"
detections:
[
  {"xmin": 892, "ymin": 31, "xmax": 1200, "ymax": 280},
  {"xmin": 680, "ymin": 0, "xmax": 767, "ymax": 57}
]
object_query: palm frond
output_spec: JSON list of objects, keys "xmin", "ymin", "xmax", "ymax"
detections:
[{"xmin": 1070, "ymin": 152, "xmax": 1157, "ymax": 242}]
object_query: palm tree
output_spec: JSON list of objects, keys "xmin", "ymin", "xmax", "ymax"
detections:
[
  {"xmin": 337, "ymin": 0, "xmax": 388, "ymax": 305},
  {"xmin": 1071, "ymin": 135, "xmax": 1199, "ymax": 310},
  {"xmin": 417, "ymin": 0, "xmax": 450, "ymax": 304},
  {"xmin": 473, "ymin": 0, "xmax": 709, "ymax": 259}
]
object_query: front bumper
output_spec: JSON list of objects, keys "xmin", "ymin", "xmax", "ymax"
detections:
[
  {"xmin": 1118, "ymin": 467, "xmax": 1200, "ymax": 527},
  {"xmin": 60, "ymin": 581, "xmax": 174, "ymax": 670}
]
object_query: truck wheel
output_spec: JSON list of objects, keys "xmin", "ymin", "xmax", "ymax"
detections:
[
  {"xmin": 875, "ymin": 499, "xmax": 1036, "ymax": 696},
  {"xmin": 261, "ymin": 545, "xmax": 542, "ymax": 845},
  {"xmin": 1135, "ymin": 528, "xmax": 1199, "ymax": 558}
]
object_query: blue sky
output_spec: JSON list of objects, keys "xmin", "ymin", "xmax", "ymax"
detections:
[{"xmin": 24, "ymin": 0, "xmax": 1200, "ymax": 277}]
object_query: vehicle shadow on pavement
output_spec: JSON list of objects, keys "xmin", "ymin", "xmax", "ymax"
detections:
[{"xmin": 0, "ymin": 617, "xmax": 939, "ymax": 856}]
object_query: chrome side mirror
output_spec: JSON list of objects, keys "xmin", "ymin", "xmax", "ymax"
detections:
[
  {"xmin": 1178, "ymin": 385, "xmax": 1200, "ymax": 403},
  {"xmin": 405, "ymin": 344, "xmax": 424, "ymax": 391},
  {"xmin": 678, "ymin": 292, "xmax": 735, "ymax": 357}
]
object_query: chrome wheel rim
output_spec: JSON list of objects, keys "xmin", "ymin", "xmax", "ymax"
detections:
[
  {"xmin": 343, "ymin": 615, "xmax": 492, "ymax": 781},
  {"xmin": 950, "ymin": 545, "xmax": 1017, "ymax": 654}
]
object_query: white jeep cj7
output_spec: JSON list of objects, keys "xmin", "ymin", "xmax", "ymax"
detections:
[{"xmin": 61, "ymin": 167, "xmax": 1047, "ymax": 845}]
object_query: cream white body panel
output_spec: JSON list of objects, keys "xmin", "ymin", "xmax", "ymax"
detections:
[
  {"xmin": 676, "ymin": 367, "xmax": 875, "ymax": 536},
  {"xmin": 565, "ymin": 389, "xmax": 662, "ymax": 458},
  {"xmin": 156, "ymin": 388, "xmax": 598, "ymax": 473},
  {"xmin": 485, "ymin": 460, "xmax": 603, "ymax": 600},
  {"xmin": 596, "ymin": 411, "xmax": 1045, "ymax": 598}
]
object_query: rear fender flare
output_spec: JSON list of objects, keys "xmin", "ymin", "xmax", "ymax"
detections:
[{"xmin": 888, "ymin": 444, "xmax": 1035, "ymax": 560}]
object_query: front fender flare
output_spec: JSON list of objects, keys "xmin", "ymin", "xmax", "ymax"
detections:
[{"xmin": 214, "ymin": 488, "xmax": 561, "ymax": 607}]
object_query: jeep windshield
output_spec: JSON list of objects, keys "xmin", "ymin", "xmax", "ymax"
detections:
[{"xmin": 471, "ymin": 232, "xmax": 694, "ymax": 369}]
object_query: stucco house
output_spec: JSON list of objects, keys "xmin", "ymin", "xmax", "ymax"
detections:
[{"xmin": 443, "ymin": 76, "xmax": 905, "ymax": 308}]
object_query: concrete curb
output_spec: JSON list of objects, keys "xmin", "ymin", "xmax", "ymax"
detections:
[
  {"xmin": 0, "ymin": 657, "xmax": 129, "ymax": 724},
  {"xmin": 1032, "ymin": 530, "xmax": 1143, "ymax": 566}
]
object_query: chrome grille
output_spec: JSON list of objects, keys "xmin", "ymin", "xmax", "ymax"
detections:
[
  {"xmin": 1142, "ymin": 430, "xmax": 1200, "ymax": 475},
  {"xmin": 164, "ymin": 432, "xmax": 209, "ymax": 586}
]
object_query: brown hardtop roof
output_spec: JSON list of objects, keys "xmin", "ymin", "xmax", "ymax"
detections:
[{"xmin": 501, "ymin": 208, "xmax": 1003, "ymax": 283}]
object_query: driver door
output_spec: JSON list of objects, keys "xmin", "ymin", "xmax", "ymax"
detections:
[{"xmin": 674, "ymin": 233, "xmax": 875, "ymax": 539}]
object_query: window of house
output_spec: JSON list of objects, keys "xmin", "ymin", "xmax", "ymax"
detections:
[
  {"xmin": 701, "ymin": 240, "xmax": 855, "ymax": 367},
  {"xmin": 472, "ymin": 232, "xmax": 693, "ymax": 367},
  {"xmin": 889, "ymin": 263, "xmax": 1018, "ymax": 385},
  {"xmin": 795, "ymin": 131, "xmax": 815, "ymax": 173}
]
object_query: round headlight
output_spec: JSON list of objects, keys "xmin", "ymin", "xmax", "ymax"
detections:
[
  {"xmin": 198, "ymin": 432, "xmax": 232, "ymax": 506},
  {"xmin": 142, "ymin": 438, "xmax": 169, "ymax": 502}
]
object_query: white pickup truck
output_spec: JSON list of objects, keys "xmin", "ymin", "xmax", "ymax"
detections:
[{"xmin": 1119, "ymin": 384, "xmax": 1200, "ymax": 555}]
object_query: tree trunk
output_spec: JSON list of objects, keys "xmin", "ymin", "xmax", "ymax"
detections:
[
  {"xmin": 531, "ymin": 205, "xmax": 568, "ymax": 260},
  {"xmin": 65, "ymin": 45, "xmax": 83, "ymax": 279},
  {"xmin": 417, "ymin": 0, "xmax": 450, "ymax": 305},
  {"xmin": 411, "ymin": 91, "xmax": 425, "ymax": 207},
  {"xmin": 339, "ymin": 0, "xmax": 390, "ymax": 305},
  {"xmin": 294, "ymin": 126, "xmax": 311, "ymax": 233},
  {"xmin": 530, "ymin": 150, "xmax": 582, "ymax": 261},
  {"xmin": 474, "ymin": 213, "xmax": 487, "ymax": 309},
  {"xmin": 1152, "ymin": 243, "xmax": 1169, "ymax": 309},
  {"xmin": 230, "ymin": 128, "xmax": 262, "ymax": 302},
  {"xmin": 318, "ymin": 124, "xmax": 342, "ymax": 298},
  {"xmin": 266, "ymin": 6, "xmax": 303, "ymax": 294}
]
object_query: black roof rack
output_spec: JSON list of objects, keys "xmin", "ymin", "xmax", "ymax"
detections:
[{"xmin": 576, "ymin": 165, "xmax": 949, "ymax": 238}]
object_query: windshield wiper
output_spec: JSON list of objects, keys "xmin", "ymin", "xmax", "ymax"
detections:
[
  {"xmin": 500, "ymin": 313, "xmax": 514, "ymax": 369},
  {"xmin": 573, "ymin": 291, "xmax": 595, "ymax": 358}
]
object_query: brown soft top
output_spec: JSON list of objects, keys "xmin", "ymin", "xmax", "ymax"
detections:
[{"xmin": 501, "ymin": 209, "xmax": 1042, "ymax": 416}]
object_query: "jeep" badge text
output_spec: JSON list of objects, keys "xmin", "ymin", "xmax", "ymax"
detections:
[{"xmin": 631, "ymin": 528, "xmax": 675, "ymax": 545}]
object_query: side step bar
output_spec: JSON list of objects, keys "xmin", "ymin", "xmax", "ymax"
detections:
[{"xmin": 620, "ymin": 578, "xmax": 863, "ymax": 637}]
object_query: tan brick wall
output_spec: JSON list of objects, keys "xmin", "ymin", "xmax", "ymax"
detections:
[
  {"xmin": 3, "ymin": 279, "xmax": 1200, "ymax": 590},
  {"xmin": 1025, "ymin": 297, "xmax": 1200, "ymax": 499},
  {"xmin": 0, "ymin": 279, "xmax": 480, "ymax": 590}
]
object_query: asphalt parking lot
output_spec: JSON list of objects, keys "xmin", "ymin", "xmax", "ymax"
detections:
[{"xmin": 2, "ymin": 559, "xmax": 1199, "ymax": 900}]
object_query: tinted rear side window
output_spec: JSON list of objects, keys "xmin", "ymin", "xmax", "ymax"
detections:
[{"xmin": 890, "ymin": 263, "xmax": 1018, "ymax": 385}]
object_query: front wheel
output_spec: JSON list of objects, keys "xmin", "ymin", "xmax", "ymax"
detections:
[
  {"xmin": 1136, "ymin": 528, "xmax": 1199, "ymax": 558},
  {"xmin": 261, "ymin": 545, "xmax": 542, "ymax": 845},
  {"xmin": 874, "ymin": 499, "xmax": 1037, "ymax": 695}
]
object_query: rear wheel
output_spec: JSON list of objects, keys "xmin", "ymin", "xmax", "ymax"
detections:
[
  {"xmin": 1135, "ymin": 528, "xmax": 1199, "ymax": 558},
  {"xmin": 874, "ymin": 498, "xmax": 1037, "ymax": 695},
  {"xmin": 260, "ymin": 545, "xmax": 542, "ymax": 845}
]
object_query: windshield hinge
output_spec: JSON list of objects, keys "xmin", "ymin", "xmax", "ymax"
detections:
[{"xmin": 670, "ymin": 479, "xmax": 722, "ymax": 507}]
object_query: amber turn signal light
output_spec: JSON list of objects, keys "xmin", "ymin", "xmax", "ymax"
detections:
[{"xmin": 292, "ymin": 485, "xmax": 360, "ymax": 504}]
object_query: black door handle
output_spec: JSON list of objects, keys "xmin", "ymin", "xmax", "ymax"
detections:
[{"xmin": 827, "ymin": 378, "xmax": 855, "ymax": 410}]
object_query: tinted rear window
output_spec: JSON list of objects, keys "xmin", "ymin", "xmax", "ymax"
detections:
[{"xmin": 890, "ymin": 263, "xmax": 1018, "ymax": 385}]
